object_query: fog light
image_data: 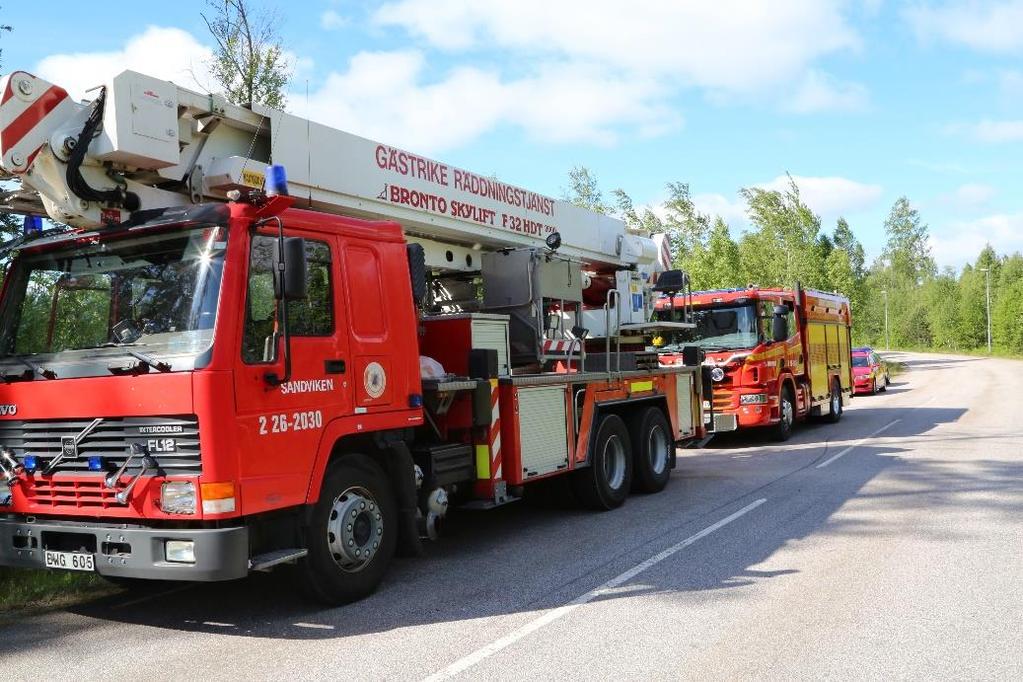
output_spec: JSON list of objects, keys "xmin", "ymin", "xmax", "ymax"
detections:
[
  {"xmin": 160, "ymin": 481, "xmax": 197, "ymax": 515},
  {"xmin": 165, "ymin": 540, "xmax": 195, "ymax": 563}
]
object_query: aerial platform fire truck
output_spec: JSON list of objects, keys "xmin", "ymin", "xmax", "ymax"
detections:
[
  {"xmin": 0, "ymin": 69, "xmax": 706, "ymax": 603},
  {"xmin": 655, "ymin": 286, "xmax": 852, "ymax": 441}
]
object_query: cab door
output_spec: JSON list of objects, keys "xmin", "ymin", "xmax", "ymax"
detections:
[{"xmin": 233, "ymin": 228, "xmax": 351, "ymax": 513}]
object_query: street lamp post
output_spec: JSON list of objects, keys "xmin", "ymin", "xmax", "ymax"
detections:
[
  {"xmin": 980, "ymin": 268, "xmax": 992, "ymax": 354},
  {"xmin": 881, "ymin": 289, "xmax": 889, "ymax": 351}
]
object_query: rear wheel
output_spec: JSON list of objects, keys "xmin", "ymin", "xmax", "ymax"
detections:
[
  {"xmin": 826, "ymin": 379, "xmax": 843, "ymax": 423},
  {"xmin": 771, "ymin": 386, "xmax": 795, "ymax": 442},
  {"xmin": 573, "ymin": 414, "xmax": 633, "ymax": 510},
  {"xmin": 300, "ymin": 454, "xmax": 397, "ymax": 605},
  {"xmin": 630, "ymin": 407, "xmax": 673, "ymax": 494}
]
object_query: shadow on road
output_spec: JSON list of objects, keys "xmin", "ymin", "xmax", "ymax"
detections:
[{"xmin": 5, "ymin": 403, "xmax": 1008, "ymax": 651}]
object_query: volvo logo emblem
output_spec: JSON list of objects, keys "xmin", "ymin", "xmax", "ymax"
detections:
[
  {"xmin": 0, "ymin": 404, "xmax": 16, "ymax": 416},
  {"xmin": 61, "ymin": 437, "xmax": 78, "ymax": 459}
]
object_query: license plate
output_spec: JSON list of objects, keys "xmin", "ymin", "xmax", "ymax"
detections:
[{"xmin": 44, "ymin": 550, "xmax": 95, "ymax": 572}]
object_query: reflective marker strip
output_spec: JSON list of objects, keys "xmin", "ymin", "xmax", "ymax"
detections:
[
  {"xmin": 629, "ymin": 380, "xmax": 654, "ymax": 393},
  {"xmin": 489, "ymin": 379, "xmax": 502, "ymax": 480}
]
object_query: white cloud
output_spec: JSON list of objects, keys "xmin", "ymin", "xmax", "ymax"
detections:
[
  {"xmin": 372, "ymin": 0, "xmax": 859, "ymax": 94},
  {"xmin": 757, "ymin": 174, "xmax": 883, "ymax": 219},
  {"xmin": 293, "ymin": 51, "xmax": 680, "ymax": 153},
  {"xmin": 320, "ymin": 10, "xmax": 348, "ymax": 30},
  {"xmin": 938, "ymin": 183, "xmax": 996, "ymax": 209},
  {"xmin": 786, "ymin": 70, "xmax": 869, "ymax": 113},
  {"xmin": 946, "ymin": 119, "xmax": 1023, "ymax": 142},
  {"xmin": 693, "ymin": 193, "xmax": 748, "ymax": 227},
  {"xmin": 930, "ymin": 212, "xmax": 1023, "ymax": 267},
  {"xmin": 906, "ymin": 1, "xmax": 1023, "ymax": 53},
  {"xmin": 35, "ymin": 26, "xmax": 213, "ymax": 100}
]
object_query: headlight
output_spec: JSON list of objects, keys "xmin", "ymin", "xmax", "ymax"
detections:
[
  {"xmin": 160, "ymin": 481, "xmax": 196, "ymax": 515},
  {"xmin": 710, "ymin": 367, "xmax": 725, "ymax": 382},
  {"xmin": 739, "ymin": 393, "xmax": 769, "ymax": 405}
]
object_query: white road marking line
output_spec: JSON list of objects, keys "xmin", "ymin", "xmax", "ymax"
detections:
[
  {"xmin": 422, "ymin": 498, "xmax": 767, "ymax": 682},
  {"xmin": 816, "ymin": 419, "xmax": 901, "ymax": 469}
]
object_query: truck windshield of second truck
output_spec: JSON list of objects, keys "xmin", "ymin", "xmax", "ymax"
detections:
[
  {"xmin": 658, "ymin": 303, "xmax": 761, "ymax": 351},
  {"xmin": 0, "ymin": 225, "xmax": 227, "ymax": 378}
]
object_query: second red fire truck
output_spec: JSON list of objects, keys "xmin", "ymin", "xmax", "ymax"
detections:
[{"xmin": 656, "ymin": 286, "xmax": 853, "ymax": 441}]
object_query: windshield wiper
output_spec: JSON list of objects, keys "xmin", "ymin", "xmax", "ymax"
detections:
[
  {"xmin": 121, "ymin": 349, "xmax": 172, "ymax": 373},
  {"xmin": 0, "ymin": 355, "xmax": 57, "ymax": 382}
]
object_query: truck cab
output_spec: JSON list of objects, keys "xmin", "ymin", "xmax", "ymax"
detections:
[{"xmin": 0, "ymin": 199, "xmax": 422, "ymax": 589}]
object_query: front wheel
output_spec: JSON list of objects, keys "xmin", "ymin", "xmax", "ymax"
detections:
[
  {"xmin": 630, "ymin": 407, "xmax": 673, "ymax": 494},
  {"xmin": 300, "ymin": 454, "xmax": 397, "ymax": 605},
  {"xmin": 771, "ymin": 386, "xmax": 795, "ymax": 442},
  {"xmin": 573, "ymin": 413, "xmax": 633, "ymax": 510}
]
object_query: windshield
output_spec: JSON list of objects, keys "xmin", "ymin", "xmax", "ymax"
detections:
[
  {"xmin": 656, "ymin": 303, "xmax": 761, "ymax": 351},
  {"xmin": 852, "ymin": 355, "xmax": 870, "ymax": 367},
  {"xmin": 0, "ymin": 226, "xmax": 227, "ymax": 376}
]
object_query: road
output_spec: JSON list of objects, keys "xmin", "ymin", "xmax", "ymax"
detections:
[{"xmin": 2, "ymin": 351, "xmax": 1021, "ymax": 680}]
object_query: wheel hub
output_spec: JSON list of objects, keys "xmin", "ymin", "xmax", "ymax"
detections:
[
  {"xmin": 326, "ymin": 486, "xmax": 383, "ymax": 573},
  {"xmin": 603, "ymin": 435, "xmax": 627, "ymax": 490},
  {"xmin": 648, "ymin": 424, "xmax": 670, "ymax": 475}
]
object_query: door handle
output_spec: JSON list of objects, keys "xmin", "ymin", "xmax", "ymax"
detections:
[{"xmin": 325, "ymin": 359, "xmax": 346, "ymax": 374}]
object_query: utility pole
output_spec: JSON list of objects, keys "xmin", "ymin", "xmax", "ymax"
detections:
[
  {"xmin": 881, "ymin": 289, "xmax": 889, "ymax": 351},
  {"xmin": 980, "ymin": 268, "xmax": 992, "ymax": 354}
]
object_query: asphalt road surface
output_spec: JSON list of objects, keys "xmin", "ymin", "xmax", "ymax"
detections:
[{"xmin": 2, "ymin": 352, "xmax": 1021, "ymax": 680}]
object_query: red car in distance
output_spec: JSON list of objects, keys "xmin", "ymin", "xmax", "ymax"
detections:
[{"xmin": 852, "ymin": 348, "xmax": 889, "ymax": 395}]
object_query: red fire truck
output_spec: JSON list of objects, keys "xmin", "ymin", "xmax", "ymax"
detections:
[
  {"xmin": 0, "ymin": 70, "xmax": 705, "ymax": 603},
  {"xmin": 655, "ymin": 286, "xmax": 852, "ymax": 441}
]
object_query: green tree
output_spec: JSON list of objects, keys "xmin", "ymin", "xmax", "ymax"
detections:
[
  {"xmin": 688, "ymin": 217, "xmax": 740, "ymax": 289},
  {"xmin": 738, "ymin": 175, "xmax": 827, "ymax": 288},
  {"xmin": 202, "ymin": 0, "xmax": 291, "ymax": 108},
  {"xmin": 563, "ymin": 166, "xmax": 610, "ymax": 214},
  {"xmin": 879, "ymin": 197, "xmax": 935, "ymax": 282}
]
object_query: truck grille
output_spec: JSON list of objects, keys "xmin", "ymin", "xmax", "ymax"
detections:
[
  {"xmin": 26, "ymin": 479, "xmax": 120, "ymax": 509},
  {"xmin": 0, "ymin": 416, "xmax": 202, "ymax": 475},
  {"xmin": 712, "ymin": 389, "xmax": 734, "ymax": 413}
]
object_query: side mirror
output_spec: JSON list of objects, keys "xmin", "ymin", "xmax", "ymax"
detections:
[
  {"xmin": 771, "ymin": 305, "xmax": 788, "ymax": 343},
  {"xmin": 274, "ymin": 237, "xmax": 308, "ymax": 301}
]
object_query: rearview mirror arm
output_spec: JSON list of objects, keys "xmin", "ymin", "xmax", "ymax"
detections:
[{"xmin": 258, "ymin": 216, "xmax": 292, "ymax": 387}]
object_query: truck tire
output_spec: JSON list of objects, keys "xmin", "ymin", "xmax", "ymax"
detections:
[
  {"xmin": 630, "ymin": 407, "xmax": 673, "ymax": 494},
  {"xmin": 826, "ymin": 379, "xmax": 843, "ymax": 423},
  {"xmin": 300, "ymin": 454, "xmax": 397, "ymax": 605},
  {"xmin": 572, "ymin": 413, "xmax": 633, "ymax": 510},
  {"xmin": 772, "ymin": 385, "xmax": 795, "ymax": 442}
]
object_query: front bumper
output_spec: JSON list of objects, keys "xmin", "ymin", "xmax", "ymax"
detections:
[{"xmin": 0, "ymin": 516, "xmax": 249, "ymax": 581}]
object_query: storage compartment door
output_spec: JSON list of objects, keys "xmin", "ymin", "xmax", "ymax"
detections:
[
  {"xmin": 675, "ymin": 372, "xmax": 694, "ymax": 438},
  {"xmin": 807, "ymin": 322, "xmax": 829, "ymax": 400},
  {"xmin": 516, "ymin": 386, "xmax": 570, "ymax": 479}
]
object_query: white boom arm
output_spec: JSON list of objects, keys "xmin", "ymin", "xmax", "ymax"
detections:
[{"xmin": 0, "ymin": 69, "xmax": 669, "ymax": 274}]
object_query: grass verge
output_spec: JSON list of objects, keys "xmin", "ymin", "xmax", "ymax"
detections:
[{"xmin": 0, "ymin": 567, "xmax": 115, "ymax": 615}]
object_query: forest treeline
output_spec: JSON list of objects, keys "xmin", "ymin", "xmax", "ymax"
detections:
[{"xmin": 564, "ymin": 167, "xmax": 1023, "ymax": 356}]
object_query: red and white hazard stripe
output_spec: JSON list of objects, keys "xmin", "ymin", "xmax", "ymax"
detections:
[
  {"xmin": 0, "ymin": 71, "xmax": 76, "ymax": 175},
  {"xmin": 542, "ymin": 339, "xmax": 574, "ymax": 354},
  {"xmin": 489, "ymin": 380, "xmax": 502, "ymax": 480}
]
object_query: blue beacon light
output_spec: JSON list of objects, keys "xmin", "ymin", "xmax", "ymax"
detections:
[{"xmin": 266, "ymin": 164, "xmax": 290, "ymax": 197}]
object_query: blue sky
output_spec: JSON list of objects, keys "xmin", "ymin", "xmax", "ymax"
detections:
[{"xmin": 3, "ymin": 1, "xmax": 1023, "ymax": 269}]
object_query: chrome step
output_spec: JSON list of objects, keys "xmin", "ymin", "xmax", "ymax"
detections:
[{"xmin": 248, "ymin": 548, "xmax": 308, "ymax": 572}]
